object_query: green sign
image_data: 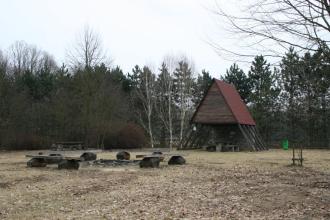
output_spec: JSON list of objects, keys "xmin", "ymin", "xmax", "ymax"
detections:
[{"xmin": 282, "ymin": 139, "xmax": 289, "ymax": 150}]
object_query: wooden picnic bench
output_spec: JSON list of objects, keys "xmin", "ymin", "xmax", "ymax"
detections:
[
  {"xmin": 225, "ymin": 144, "xmax": 240, "ymax": 152},
  {"xmin": 206, "ymin": 143, "xmax": 239, "ymax": 152},
  {"xmin": 50, "ymin": 141, "xmax": 86, "ymax": 151}
]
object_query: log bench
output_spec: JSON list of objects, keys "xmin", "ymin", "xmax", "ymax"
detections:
[
  {"xmin": 136, "ymin": 153, "xmax": 186, "ymax": 167},
  {"xmin": 26, "ymin": 155, "xmax": 82, "ymax": 170}
]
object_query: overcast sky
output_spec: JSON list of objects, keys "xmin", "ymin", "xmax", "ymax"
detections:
[{"xmin": 0, "ymin": 0, "xmax": 242, "ymax": 77}]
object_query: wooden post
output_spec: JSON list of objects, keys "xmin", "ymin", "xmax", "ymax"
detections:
[
  {"xmin": 238, "ymin": 124, "xmax": 256, "ymax": 151},
  {"xmin": 292, "ymin": 144, "xmax": 295, "ymax": 165},
  {"xmin": 299, "ymin": 145, "xmax": 303, "ymax": 166},
  {"xmin": 292, "ymin": 144, "xmax": 303, "ymax": 166}
]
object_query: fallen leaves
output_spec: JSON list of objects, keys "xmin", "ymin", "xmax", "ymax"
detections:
[{"xmin": 0, "ymin": 150, "xmax": 329, "ymax": 219}]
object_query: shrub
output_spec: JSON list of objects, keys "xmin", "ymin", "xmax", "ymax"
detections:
[
  {"xmin": 17, "ymin": 133, "xmax": 46, "ymax": 150},
  {"xmin": 103, "ymin": 132, "xmax": 119, "ymax": 149},
  {"xmin": 1, "ymin": 132, "xmax": 47, "ymax": 150},
  {"xmin": 116, "ymin": 123, "xmax": 147, "ymax": 149}
]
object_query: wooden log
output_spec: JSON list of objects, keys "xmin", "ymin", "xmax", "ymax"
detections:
[
  {"xmin": 26, "ymin": 155, "xmax": 81, "ymax": 160},
  {"xmin": 116, "ymin": 151, "xmax": 130, "ymax": 160},
  {"xmin": 58, "ymin": 160, "xmax": 80, "ymax": 170},
  {"xmin": 248, "ymin": 126, "xmax": 264, "ymax": 150},
  {"xmin": 243, "ymin": 125, "xmax": 259, "ymax": 151},
  {"xmin": 239, "ymin": 124, "xmax": 256, "ymax": 151},
  {"xmin": 251, "ymin": 126, "xmax": 267, "ymax": 150},
  {"xmin": 94, "ymin": 159, "xmax": 140, "ymax": 166},
  {"xmin": 152, "ymin": 151, "xmax": 164, "ymax": 161},
  {"xmin": 168, "ymin": 156, "xmax": 186, "ymax": 165},
  {"xmin": 241, "ymin": 125, "xmax": 255, "ymax": 150},
  {"xmin": 244, "ymin": 125, "xmax": 259, "ymax": 150},
  {"xmin": 245, "ymin": 125, "xmax": 263, "ymax": 151},
  {"xmin": 80, "ymin": 152, "xmax": 97, "ymax": 161},
  {"xmin": 249, "ymin": 125, "xmax": 263, "ymax": 151},
  {"xmin": 139, "ymin": 157, "xmax": 160, "ymax": 168},
  {"xmin": 27, "ymin": 158, "xmax": 47, "ymax": 167}
]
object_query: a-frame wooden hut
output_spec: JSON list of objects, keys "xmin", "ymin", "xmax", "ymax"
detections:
[{"xmin": 183, "ymin": 79, "xmax": 266, "ymax": 151}]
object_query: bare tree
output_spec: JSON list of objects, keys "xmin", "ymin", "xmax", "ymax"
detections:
[
  {"xmin": 157, "ymin": 61, "xmax": 174, "ymax": 150},
  {"xmin": 0, "ymin": 49, "xmax": 9, "ymax": 140},
  {"xmin": 173, "ymin": 58, "xmax": 195, "ymax": 148},
  {"xmin": 132, "ymin": 66, "xmax": 157, "ymax": 148},
  {"xmin": 67, "ymin": 25, "xmax": 108, "ymax": 69},
  {"xmin": 28, "ymin": 46, "xmax": 41, "ymax": 74},
  {"xmin": 8, "ymin": 41, "xmax": 56, "ymax": 75},
  {"xmin": 8, "ymin": 41, "xmax": 30, "ymax": 75},
  {"xmin": 38, "ymin": 52, "xmax": 57, "ymax": 73},
  {"xmin": 0, "ymin": 49, "xmax": 8, "ymax": 72},
  {"xmin": 211, "ymin": 0, "xmax": 330, "ymax": 61}
]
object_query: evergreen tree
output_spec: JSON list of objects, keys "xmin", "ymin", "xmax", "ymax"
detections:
[
  {"xmin": 248, "ymin": 55, "xmax": 280, "ymax": 143},
  {"xmin": 194, "ymin": 69, "xmax": 212, "ymax": 105},
  {"xmin": 312, "ymin": 48, "xmax": 330, "ymax": 148},
  {"xmin": 298, "ymin": 49, "xmax": 330, "ymax": 147},
  {"xmin": 279, "ymin": 47, "xmax": 302, "ymax": 141},
  {"xmin": 221, "ymin": 63, "xmax": 251, "ymax": 103}
]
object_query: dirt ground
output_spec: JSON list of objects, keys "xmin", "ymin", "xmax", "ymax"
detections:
[{"xmin": 0, "ymin": 149, "xmax": 329, "ymax": 220}]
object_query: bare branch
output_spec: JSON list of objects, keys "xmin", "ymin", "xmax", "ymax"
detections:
[
  {"xmin": 66, "ymin": 25, "xmax": 109, "ymax": 70},
  {"xmin": 210, "ymin": 0, "xmax": 330, "ymax": 61}
]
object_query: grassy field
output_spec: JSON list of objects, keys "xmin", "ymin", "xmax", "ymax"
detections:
[{"xmin": 0, "ymin": 149, "xmax": 329, "ymax": 219}]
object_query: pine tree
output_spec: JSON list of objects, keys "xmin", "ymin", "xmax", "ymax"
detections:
[
  {"xmin": 248, "ymin": 55, "xmax": 280, "ymax": 143},
  {"xmin": 280, "ymin": 47, "xmax": 302, "ymax": 141},
  {"xmin": 194, "ymin": 70, "xmax": 212, "ymax": 105},
  {"xmin": 221, "ymin": 63, "xmax": 251, "ymax": 103}
]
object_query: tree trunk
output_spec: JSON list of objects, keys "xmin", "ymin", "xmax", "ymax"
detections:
[
  {"xmin": 168, "ymin": 93, "xmax": 173, "ymax": 151},
  {"xmin": 148, "ymin": 110, "xmax": 154, "ymax": 148}
]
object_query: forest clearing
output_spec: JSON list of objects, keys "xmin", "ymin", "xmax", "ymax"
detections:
[
  {"xmin": 0, "ymin": 149, "xmax": 329, "ymax": 219},
  {"xmin": 1, "ymin": 1, "xmax": 330, "ymax": 219}
]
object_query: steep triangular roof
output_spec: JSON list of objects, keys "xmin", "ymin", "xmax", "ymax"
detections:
[{"xmin": 191, "ymin": 79, "xmax": 256, "ymax": 126}]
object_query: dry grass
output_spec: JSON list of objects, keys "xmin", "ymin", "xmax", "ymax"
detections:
[{"xmin": 0, "ymin": 149, "xmax": 329, "ymax": 219}]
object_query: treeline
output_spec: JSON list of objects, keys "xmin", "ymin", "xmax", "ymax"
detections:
[
  {"xmin": 0, "ymin": 40, "xmax": 213, "ymax": 150},
  {"xmin": 0, "ymin": 40, "xmax": 329, "ymax": 149},
  {"xmin": 222, "ymin": 48, "xmax": 330, "ymax": 148}
]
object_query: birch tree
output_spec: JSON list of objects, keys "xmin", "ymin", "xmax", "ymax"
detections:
[
  {"xmin": 157, "ymin": 62, "xmax": 174, "ymax": 150},
  {"xmin": 173, "ymin": 60, "xmax": 195, "ymax": 148},
  {"xmin": 131, "ymin": 65, "xmax": 156, "ymax": 148}
]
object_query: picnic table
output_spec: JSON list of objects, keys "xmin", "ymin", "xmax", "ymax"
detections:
[
  {"xmin": 224, "ymin": 144, "xmax": 240, "ymax": 152},
  {"xmin": 50, "ymin": 141, "xmax": 86, "ymax": 151},
  {"xmin": 206, "ymin": 143, "xmax": 240, "ymax": 152}
]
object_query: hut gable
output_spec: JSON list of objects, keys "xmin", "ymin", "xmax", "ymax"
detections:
[
  {"xmin": 192, "ymin": 79, "xmax": 256, "ymax": 126},
  {"xmin": 186, "ymin": 79, "xmax": 266, "ymax": 151},
  {"xmin": 192, "ymin": 82, "xmax": 236, "ymax": 124}
]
